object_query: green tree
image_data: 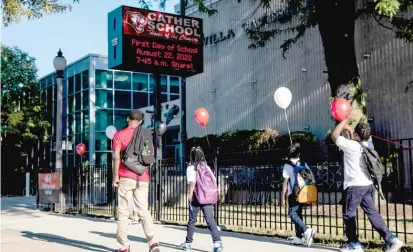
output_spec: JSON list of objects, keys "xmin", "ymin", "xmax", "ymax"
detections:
[
  {"xmin": 1, "ymin": 0, "xmax": 78, "ymax": 26},
  {"xmin": 174, "ymin": 0, "xmax": 413, "ymax": 124},
  {"xmin": 1, "ymin": 45, "xmax": 50, "ymax": 173}
]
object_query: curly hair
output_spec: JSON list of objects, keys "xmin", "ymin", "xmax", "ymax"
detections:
[{"xmin": 355, "ymin": 123, "xmax": 371, "ymax": 141}]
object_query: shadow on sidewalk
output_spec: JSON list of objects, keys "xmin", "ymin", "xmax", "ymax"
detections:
[
  {"xmin": 91, "ymin": 231, "xmax": 209, "ymax": 252},
  {"xmin": 161, "ymin": 225, "xmax": 337, "ymax": 251},
  {"xmin": 21, "ymin": 231, "xmax": 113, "ymax": 252}
]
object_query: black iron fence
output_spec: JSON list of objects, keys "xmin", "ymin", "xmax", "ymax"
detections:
[{"xmin": 37, "ymin": 140, "xmax": 413, "ymax": 245}]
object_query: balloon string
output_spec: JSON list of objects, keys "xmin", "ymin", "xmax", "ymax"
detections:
[
  {"xmin": 284, "ymin": 109, "xmax": 293, "ymax": 146},
  {"xmin": 204, "ymin": 127, "xmax": 211, "ymax": 149},
  {"xmin": 372, "ymin": 135, "xmax": 413, "ymax": 150}
]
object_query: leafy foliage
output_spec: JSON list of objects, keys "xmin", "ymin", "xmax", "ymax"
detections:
[
  {"xmin": 1, "ymin": 44, "xmax": 50, "ymax": 153},
  {"xmin": 1, "ymin": 0, "xmax": 79, "ymax": 26}
]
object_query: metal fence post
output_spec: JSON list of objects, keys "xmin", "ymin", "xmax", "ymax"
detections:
[{"xmin": 214, "ymin": 151, "xmax": 219, "ymax": 225}]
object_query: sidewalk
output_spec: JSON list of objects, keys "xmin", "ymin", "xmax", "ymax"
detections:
[{"xmin": 1, "ymin": 197, "xmax": 337, "ymax": 252}]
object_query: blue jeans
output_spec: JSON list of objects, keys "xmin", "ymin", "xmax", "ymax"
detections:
[
  {"xmin": 186, "ymin": 198, "xmax": 221, "ymax": 243},
  {"xmin": 343, "ymin": 185, "xmax": 392, "ymax": 243},
  {"xmin": 288, "ymin": 195, "xmax": 308, "ymax": 238}
]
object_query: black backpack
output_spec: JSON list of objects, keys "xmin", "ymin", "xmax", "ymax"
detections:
[
  {"xmin": 359, "ymin": 144, "xmax": 386, "ymax": 199},
  {"xmin": 122, "ymin": 126, "xmax": 156, "ymax": 175}
]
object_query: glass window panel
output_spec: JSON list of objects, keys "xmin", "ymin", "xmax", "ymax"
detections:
[
  {"xmin": 95, "ymin": 133, "xmax": 111, "ymax": 151},
  {"xmin": 82, "ymin": 133, "xmax": 89, "ymax": 153},
  {"xmin": 82, "ymin": 71, "xmax": 89, "ymax": 90},
  {"xmin": 133, "ymin": 92, "xmax": 148, "ymax": 109},
  {"xmin": 83, "ymin": 111, "xmax": 89, "ymax": 133},
  {"xmin": 133, "ymin": 73, "xmax": 149, "ymax": 91},
  {"xmin": 114, "ymin": 91, "xmax": 131, "ymax": 109},
  {"xmin": 95, "ymin": 110, "xmax": 113, "ymax": 131},
  {"xmin": 114, "ymin": 72, "xmax": 131, "ymax": 90},
  {"xmin": 63, "ymin": 79, "xmax": 68, "ymax": 97},
  {"xmin": 82, "ymin": 90, "xmax": 89, "ymax": 108},
  {"xmin": 95, "ymin": 70, "xmax": 113, "ymax": 89},
  {"xmin": 53, "ymin": 101, "xmax": 57, "ymax": 121},
  {"xmin": 96, "ymin": 152, "xmax": 111, "ymax": 165},
  {"xmin": 170, "ymin": 94, "xmax": 179, "ymax": 101},
  {"xmin": 114, "ymin": 110, "xmax": 130, "ymax": 130},
  {"xmin": 75, "ymin": 74, "xmax": 81, "ymax": 92},
  {"xmin": 68, "ymin": 114, "xmax": 75, "ymax": 135},
  {"xmin": 75, "ymin": 113, "xmax": 81, "ymax": 133},
  {"xmin": 68, "ymin": 77, "xmax": 74, "ymax": 94},
  {"xmin": 162, "ymin": 93, "xmax": 168, "ymax": 103},
  {"xmin": 75, "ymin": 93, "xmax": 81, "ymax": 111},
  {"xmin": 170, "ymin": 76, "xmax": 180, "ymax": 93},
  {"xmin": 96, "ymin": 90, "xmax": 113, "ymax": 109},
  {"xmin": 40, "ymin": 79, "xmax": 46, "ymax": 89},
  {"xmin": 149, "ymin": 75, "xmax": 167, "ymax": 92},
  {"xmin": 47, "ymin": 75, "xmax": 53, "ymax": 87},
  {"xmin": 68, "ymin": 154, "xmax": 74, "ymax": 168},
  {"xmin": 68, "ymin": 95, "xmax": 74, "ymax": 114},
  {"xmin": 62, "ymin": 116, "xmax": 67, "ymax": 136}
]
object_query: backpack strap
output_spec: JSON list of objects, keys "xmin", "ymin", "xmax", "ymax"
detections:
[{"xmin": 124, "ymin": 126, "xmax": 141, "ymax": 156}]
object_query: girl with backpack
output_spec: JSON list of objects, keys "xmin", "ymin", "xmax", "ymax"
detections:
[{"xmin": 181, "ymin": 147, "xmax": 224, "ymax": 252}]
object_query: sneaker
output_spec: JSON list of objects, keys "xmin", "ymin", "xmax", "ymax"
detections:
[
  {"xmin": 115, "ymin": 246, "xmax": 130, "ymax": 252},
  {"xmin": 213, "ymin": 241, "xmax": 224, "ymax": 252},
  {"xmin": 303, "ymin": 228, "xmax": 316, "ymax": 247},
  {"xmin": 340, "ymin": 242, "xmax": 364, "ymax": 252},
  {"xmin": 385, "ymin": 235, "xmax": 403, "ymax": 252},
  {"xmin": 181, "ymin": 243, "xmax": 192, "ymax": 251},
  {"xmin": 149, "ymin": 243, "xmax": 160, "ymax": 252},
  {"xmin": 290, "ymin": 237, "xmax": 305, "ymax": 245}
]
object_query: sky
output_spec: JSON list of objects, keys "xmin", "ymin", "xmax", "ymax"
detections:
[{"xmin": 1, "ymin": 0, "xmax": 180, "ymax": 78}]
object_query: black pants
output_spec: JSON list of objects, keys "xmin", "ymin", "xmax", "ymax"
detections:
[
  {"xmin": 343, "ymin": 185, "xmax": 392, "ymax": 243},
  {"xmin": 186, "ymin": 198, "xmax": 221, "ymax": 243}
]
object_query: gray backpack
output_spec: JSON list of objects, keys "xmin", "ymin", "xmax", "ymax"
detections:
[
  {"xmin": 360, "ymin": 143, "xmax": 386, "ymax": 199},
  {"xmin": 122, "ymin": 126, "xmax": 156, "ymax": 175}
]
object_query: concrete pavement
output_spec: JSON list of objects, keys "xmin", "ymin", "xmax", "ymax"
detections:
[{"xmin": 1, "ymin": 197, "xmax": 338, "ymax": 252}]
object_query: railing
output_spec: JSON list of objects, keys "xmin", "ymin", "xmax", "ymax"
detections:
[{"xmin": 36, "ymin": 140, "xmax": 413, "ymax": 245}]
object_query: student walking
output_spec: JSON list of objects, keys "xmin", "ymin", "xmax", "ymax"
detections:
[
  {"xmin": 112, "ymin": 110, "xmax": 160, "ymax": 252},
  {"xmin": 282, "ymin": 143, "xmax": 316, "ymax": 246},
  {"xmin": 181, "ymin": 147, "xmax": 223, "ymax": 252},
  {"xmin": 332, "ymin": 114, "xmax": 403, "ymax": 252}
]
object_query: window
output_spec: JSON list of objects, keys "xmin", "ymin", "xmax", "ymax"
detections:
[
  {"xmin": 149, "ymin": 93, "xmax": 168, "ymax": 106},
  {"xmin": 114, "ymin": 72, "xmax": 131, "ymax": 90},
  {"xmin": 96, "ymin": 90, "xmax": 113, "ymax": 109},
  {"xmin": 96, "ymin": 152, "xmax": 111, "ymax": 165},
  {"xmin": 63, "ymin": 79, "xmax": 68, "ymax": 97},
  {"xmin": 68, "ymin": 114, "xmax": 75, "ymax": 135},
  {"xmin": 53, "ymin": 85, "xmax": 57, "ymax": 102},
  {"xmin": 75, "ymin": 113, "xmax": 81, "ymax": 133},
  {"xmin": 114, "ymin": 91, "xmax": 131, "ymax": 109},
  {"xmin": 133, "ymin": 92, "xmax": 148, "ymax": 109},
  {"xmin": 68, "ymin": 95, "xmax": 74, "ymax": 114},
  {"xmin": 82, "ymin": 90, "xmax": 89, "ymax": 108},
  {"xmin": 170, "ymin": 94, "xmax": 180, "ymax": 101},
  {"xmin": 83, "ymin": 111, "xmax": 89, "ymax": 133},
  {"xmin": 162, "ymin": 93, "xmax": 168, "ymax": 103},
  {"xmin": 62, "ymin": 98, "xmax": 67, "ymax": 115},
  {"xmin": 62, "ymin": 116, "xmax": 67, "ymax": 136},
  {"xmin": 75, "ymin": 74, "xmax": 81, "ymax": 92},
  {"xmin": 149, "ymin": 75, "xmax": 167, "ymax": 92},
  {"xmin": 133, "ymin": 73, "xmax": 149, "ymax": 91},
  {"xmin": 95, "ymin": 133, "xmax": 111, "ymax": 151},
  {"xmin": 95, "ymin": 110, "xmax": 113, "ymax": 131},
  {"xmin": 75, "ymin": 93, "xmax": 81, "ymax": 111},
  {"xmin": 95, "ymin": 70, "xmax": 113, "ymax": 89},
  {"xmin": 40, "ymin": 79, "xmax": 46, "ymax": 89},
  {"xmin": 68, "ymin": 77, "xmax": 74, "ymax": 94},
  {"xmin": 114, "ymin": 110, "xmax": 130, "ymax": 130},
  {"xmin": 82, "ymin": 71, "xmax": 89, "ymax": 90},
  {"xmin": 170, "ymin": 76, "xmax": 180, "ymax": 93}
]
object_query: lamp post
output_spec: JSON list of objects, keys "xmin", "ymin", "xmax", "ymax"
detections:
[{"xmin": 53, "ymin": 49, "xmax": 67, "ymax": 209}]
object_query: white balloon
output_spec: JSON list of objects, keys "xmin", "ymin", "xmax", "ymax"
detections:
[
  {"xmin": 274, "ymin": 87, "xmax": 292, "ymax": 109},
  {"xmin": 105, "ymin": 125, "xmax": 117, "ymax": 140}
]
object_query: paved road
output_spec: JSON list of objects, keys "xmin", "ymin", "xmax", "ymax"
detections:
[{"xmin": 1, "ymin": 197, "xmax": 338, "ymax": 252}]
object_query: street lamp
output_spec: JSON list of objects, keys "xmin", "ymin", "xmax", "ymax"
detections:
[{"xmin": 53, "ymin": 49, "xmax": 66, "ymax": 173}]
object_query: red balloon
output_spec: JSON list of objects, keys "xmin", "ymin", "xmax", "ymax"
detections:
[
  {"xmin": 76, "ymin": 143, "xmax": 87, "ymax": 156},
  {"xmin": 194, "ymin": 108, "xmax": 210, "ymax": 127},
  {"xmin": 331, "ymin": 98, "xmax": 352, "ymax": 121}
]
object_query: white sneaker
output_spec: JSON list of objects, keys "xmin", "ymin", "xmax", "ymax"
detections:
[
  {"xmin": 340, "ymin": 242, "xmax": 364, "ymax": 252},
  {"xmin": 303, "ymin": 228, "xmax": 316, "ymax": 247},
  {"xmin": 289, "ymin": 237, "xmax": 305, "ymax": 245},
  {"xmin": 385, "ymin": 237, "xmax": 403, "ymax": 252}
]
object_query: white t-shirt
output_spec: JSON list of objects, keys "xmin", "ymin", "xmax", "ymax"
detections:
[
  {"xmin": 335, "ymin": 136, "xmax": 373, "ymax": 189},
  {"xmin": 186, "ymin": 164, "xmax": 214, "ymax": 184},
  {"xmin": 282, "ymin": 158, "xmax": 308, "ymax": 195}
]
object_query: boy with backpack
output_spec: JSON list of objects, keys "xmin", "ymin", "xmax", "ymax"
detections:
[
  {"xmin": 282, "ymin": 143, "xmax": 317, "ymax": 247},
  {"xmin": 181, "ymin": 147, "xmax": 223, "ymax": 252},
  {"xmin": 332, "ymin": 115, "xmax": 403, "ymax": 252}
]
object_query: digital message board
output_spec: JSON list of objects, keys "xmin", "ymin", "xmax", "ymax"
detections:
[{"xmin": 108, "ymin": 6, "xmax": 204, "ymax": 77}]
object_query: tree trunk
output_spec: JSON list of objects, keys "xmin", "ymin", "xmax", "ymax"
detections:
[{"xmin": 315, "ymin": 0, "xmax": 367, "ymax": 124}]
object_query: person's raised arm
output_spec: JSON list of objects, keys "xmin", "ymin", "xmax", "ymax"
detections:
[{"xmin": 331, "ymin": 113, "xmax": 355, "ymax": 142}]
